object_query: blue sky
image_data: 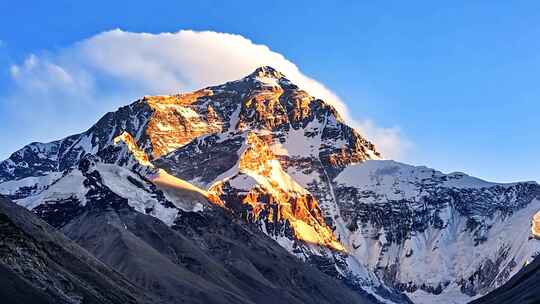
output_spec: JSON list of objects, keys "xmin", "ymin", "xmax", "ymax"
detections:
[{"xmin": 0, "ymin": 1, "xmax": 539, "ymax": 182}]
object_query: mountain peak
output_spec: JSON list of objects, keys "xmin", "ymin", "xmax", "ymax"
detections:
[{"xmin": 248, "ymin": 65, "xmax": 286, "ymax": 80}]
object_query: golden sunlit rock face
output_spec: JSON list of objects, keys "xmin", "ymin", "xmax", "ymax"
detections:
[
  {"xmin": 532, "ymin": 211, "xmax": 540, "ymax": 238},
  {"xmin": 113, "ymin": 132, "xmax": 153, "ymax": 167},
  {"xmin": 209, "ymin": 132, "xmax": 345, "ymax": 251},
  {"xmin": 109, "ymin": 68, "xmax": 380, "ymax": 252},
  {"xmin": 114, "ymin": 129, "xmax": 344, "ymax": 251},
  {"xmin": 114, "ymin": 132, "xmax": 209, "ymax": 206},
  {"xmin": 237, "ymin": 87, "xmax": 287, "ymax": 130},
  {"xmin": 143, "ymin": 91, "xmax": 222, "ymax": 158},
  {"xmin": 140, "ymin": 74, "xmax": 379, "ymax": 167}
]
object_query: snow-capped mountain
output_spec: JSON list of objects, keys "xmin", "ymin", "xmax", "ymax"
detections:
[
  {"xmin": 0, "ymin": 66, "xmax": 538, "ymax": 304},
  {"xmin": 333, "ymin": 160, "xmax": 540, "ymax": 303}
]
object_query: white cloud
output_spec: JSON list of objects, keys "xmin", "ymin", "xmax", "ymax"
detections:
[
  {"xmin": 10, "ymin": 54, "xmax": 92, "ymax": 94},
  {"xmin": 2, "ymin": 29, "xmax": 409, "ymax": 159},
  {"xmin": 353, "ymin": 120, "xmax": 412, "ymax": 160}
]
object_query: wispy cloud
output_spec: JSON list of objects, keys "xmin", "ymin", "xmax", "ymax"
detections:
[{"xmin": 1, "ymin": 29, "xmax": 410, "ymax": 159}]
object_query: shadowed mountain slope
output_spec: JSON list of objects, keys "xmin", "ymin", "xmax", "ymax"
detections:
[
  {"xmin": 62, "ymin": 201, "xmax": 377, "ymax": 304},
  {"xmin": 470, "ymin": 255, "xmax": 540, "ymax": 304},
  {"xmin": 0, "ymin": 195, "xmax": 154, "ymax": 304}
]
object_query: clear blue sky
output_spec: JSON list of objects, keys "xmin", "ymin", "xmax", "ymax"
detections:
[{"xmin": 0, "ymin": 1, "xmax": 538, "ymax": 182}]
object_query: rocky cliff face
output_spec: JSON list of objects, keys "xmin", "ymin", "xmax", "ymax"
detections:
[
  {"xmin": 208, "ymin": 132, "xmax": 344, "ymax": 251},
  {"xmin": 332, "ymin": 160, "xmax": 540, "ymax": 303},
  {"xmin": 0, "ymin": 66, "xmax": 538, "ymax": 304}
]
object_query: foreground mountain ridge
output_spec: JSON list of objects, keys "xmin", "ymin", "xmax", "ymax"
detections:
[
  {"xmin": 0, "ymin": 188, "xmax": 377, "ymax": 304},
  {"xmin": 0, "ymin": 195, "xmax": 153, "ymax": 304},
  {"xmin": 0, "ymin": 66, "xmax": 539, "ymax": 304},
  {"xmin": 470, "ymin": 250, "xmax": 540, "ymax": 304}
]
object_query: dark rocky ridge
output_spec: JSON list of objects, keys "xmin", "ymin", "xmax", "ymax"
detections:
[
  {"xmin": 0, "ymin": 195, "xmax": 153, "ymax": 304},
  {"xmin": 470, "ymin": 255, "xmax": 540, "ymax": 304},
  {"xmin": 63, "ymin": 204, "xmax": 377, "ymax": 304}
]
